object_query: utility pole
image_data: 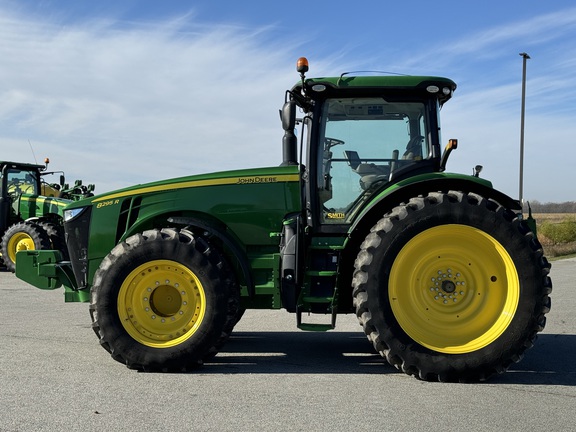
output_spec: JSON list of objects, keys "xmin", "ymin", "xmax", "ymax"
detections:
[{"xmin": 519, "ymin": 52, "xmax": 530, "ymax": 212}]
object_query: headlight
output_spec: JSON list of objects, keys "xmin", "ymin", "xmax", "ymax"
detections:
[{"xmin": 64, "ymin": 207, "xmax": 87, "ymax": 222}]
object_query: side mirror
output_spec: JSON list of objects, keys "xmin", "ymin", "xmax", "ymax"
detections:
[
  {"xmin": 439, "ymin": 139, "xmax": 458, "ymax": 172},
  {"xmin": 60, "ymin": 175, "xmax": 65, "ymax": 186},
  {"xmin": 280, "ymin": 100, "xmax": 298, "ymax": 166},
  {"xmin": 281, "ymin": 100, "xmax": 296, "ymax": 132}
]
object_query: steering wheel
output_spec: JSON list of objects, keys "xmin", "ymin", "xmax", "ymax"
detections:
[{"xmin": 324, "ymin": 137, "xmax": 345, "ymax": 149}]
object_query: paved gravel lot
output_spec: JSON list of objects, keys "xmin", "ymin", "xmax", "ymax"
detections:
[{"xmin": 1, "ymin": 258, "xmax": 574, "ymax": 432}]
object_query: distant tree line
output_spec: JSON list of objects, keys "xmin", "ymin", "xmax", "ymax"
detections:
[{"xmin": 524, "ymin": 201, "xmax": 576, "ymax": 213}]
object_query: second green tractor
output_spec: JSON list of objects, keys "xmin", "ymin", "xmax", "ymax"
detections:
[{"xmin": 0, "ymin": 158, "xmax": 94, "ymax": 271}]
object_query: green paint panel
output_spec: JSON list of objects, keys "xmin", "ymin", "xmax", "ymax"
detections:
[
  {"xmin": 18, "ymin": 194, "xmax": 71, "ymax": 219},
  {"xmin": 77, "ymin": 165, "xmax": 302, "ymax": 287}
]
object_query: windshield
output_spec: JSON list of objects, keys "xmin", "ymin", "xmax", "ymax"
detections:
[
  {"xmin": 317, "ymin": 98, "xmax": 431, "ymax": 223},
  {"xmin": 5, "ymin": 169, "xmax": 40, "ymax": 197}
]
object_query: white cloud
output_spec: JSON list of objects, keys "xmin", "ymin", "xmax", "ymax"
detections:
[
  {"xmin": 390, "ymin": 6, "xmax": 576, "ymax": 74},
  {"xmin": 0, "ymin": 7, "xmax": 301, "ymax": 193},
  {"xmin": 384, "ymin": 7, "xmax": 576, "ymax": 202},
  {"xmin": 447, "ymin": 8, "xmax": 576, "ymax": 57},
  {"xmin": 441, "ymin": 74, "xmax": 575, "ymax": 203}
]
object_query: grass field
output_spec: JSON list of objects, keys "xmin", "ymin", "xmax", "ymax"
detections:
[
  {"xmin": 532, "ymin": 213, "xmax": 576, "ymax": 223},
  {"xmin": 532, "ymin": 213, "xmax": 576, "ymax": 258}
]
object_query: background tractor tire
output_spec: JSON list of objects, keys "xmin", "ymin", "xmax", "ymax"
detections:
[
  {"xmin": 0, "ymin": 222, "xmax": 52, "ymax": 272},
  {"xmin": 352, "ymin": 191, "xmax": 552, "ymax": 382},
  {"xmin": 36, "ymin": 220, "xmax": 69, "ymax": 260},
  {"xmin": 89, "ymin": 228, "xmax": 239, "ymax": 372}
]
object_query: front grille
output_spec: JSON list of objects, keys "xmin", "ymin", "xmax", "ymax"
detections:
[{"xmin": 64, "ymin": 206, "xmax": 92, "ymax": 289}]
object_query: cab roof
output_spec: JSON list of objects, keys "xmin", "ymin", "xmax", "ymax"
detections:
[
  {"xmin": 0, "ymin": 161, "xmax": 45, "ymax": 170},
  {"xmin": 293, "ymin": 75, "xmax": 457, "ymax": 105}
]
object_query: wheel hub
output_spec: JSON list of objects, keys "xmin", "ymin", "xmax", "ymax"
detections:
[
  {"xmin": 150, "ymin": 284, "xmax": 183, "ymax": 317},
  {"xmin": 16, "ymin": 238, "xmax": 34, "ymax": 251},
  {"xmin": 8, "ymin": 233, "xmax": 35, "ymax": 262},
  {"xmin": 429, "ymin": 268, "xmax": 467, "ymax": 304},
  {"xmin": 137, "ymin": 279, "xmax": 191, "ymax": 326},
  {"xmin": 441, "ymin": 280, "xmax": 456, "ymax": 293}
]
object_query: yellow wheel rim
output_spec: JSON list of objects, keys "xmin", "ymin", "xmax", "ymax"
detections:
[
  {"xmin": 7, "ymin": 232, "xmax": 36, "ymax": 263},
  {"xmin": 117, "ymin": 260, "xmax": 207, "ymax": 348},
  {"xmin": 389, "ymin": 224, "xmax": 519, "ymax": 354}
]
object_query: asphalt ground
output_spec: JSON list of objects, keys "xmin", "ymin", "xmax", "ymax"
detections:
[{"xmin": 1, "ymin": 258, "xmax": 574, "ymax": 432}]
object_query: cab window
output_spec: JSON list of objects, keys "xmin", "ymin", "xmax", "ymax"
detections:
[
  {"xmin": 6, "ymin": 169, "xmax": 39, "ymax": 197},
  {"xmin": 317, "ymin": 98, "xmax": 430, "ymax": 223}
]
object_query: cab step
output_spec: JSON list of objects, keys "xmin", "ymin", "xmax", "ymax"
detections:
[
  {"xmin": 297, "ymin": 323, "xmax": 334, "ymax": 332},
  {"xmin": 296, "ymin": 306, "xmax": 337, "ymax": 331}
]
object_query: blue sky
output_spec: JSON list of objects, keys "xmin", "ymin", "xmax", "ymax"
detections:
[{"xmin": 1, "ymin": 0, "xmax": 575, "ymax": 202}]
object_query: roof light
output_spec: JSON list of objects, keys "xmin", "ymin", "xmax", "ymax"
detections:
[
  {"xmin": 297, "ymin": 57, "xmax": 309, "ymax": 74},
  {"xmin": 426, "ymin": 85, "xmax": 439, "ymax": 94},
  {"xmin": 311, "ymin": 84, "xmax": 326, "ymax": 92},
  {"xmin": 442, "ymin": 87, "xmax": 451, "ymax": 95},
  {"xmin": 296, "ymin": 57, "xmax": 308, "ymax": 74}
]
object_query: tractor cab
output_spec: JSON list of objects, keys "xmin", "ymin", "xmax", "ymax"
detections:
[
  {"xmin": 281, "ymin": 58, "xmax": 457, "ymax": 232},
  {"xmin": 0, "ymin": 161, "xmax": 44, "ymax": 230},
  {"xmin": 0, "ymin": 161, "xmax": 42, "ymax": 197}
]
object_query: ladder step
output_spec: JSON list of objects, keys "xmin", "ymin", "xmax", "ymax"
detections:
[
  {"xmin": 298, "ymin": 323, "xmax": 334, "ymax": 332},
  {"xmin": 305, "ymin": 271, "xmax": 337, "ymax": 277},
  {"xmin": 302, "ymin": 296, "xmax": 333, "ymax": 304},
  {"xmin": 297, "ymin": 306, "xmax": 337, "ymax": 331}
]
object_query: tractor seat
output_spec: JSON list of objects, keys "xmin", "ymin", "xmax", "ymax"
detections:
[
  {"xmin": 344, "ymin": 150, "xmax": 389, "ymax": 190},
  {"xmin": 403, "ymin": 135, "xmax": 424, "ymax": 160}
]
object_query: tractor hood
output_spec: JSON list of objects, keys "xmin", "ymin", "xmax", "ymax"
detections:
[
  {"xmin": 61, "ymin": 165, "xmax": 302, "ymax": 283},
  {"xmin": 65, "ymin": 165, "xmax": 300, "ymax": 211}
]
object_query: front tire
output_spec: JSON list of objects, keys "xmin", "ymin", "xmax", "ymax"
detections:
[
  {"xmin": 352, "ymin": 191, "xmax": 552, "ymax": 382},
  {"xmin": 0, "ymin": 222, "xmax": 52, "ymax": 272},
  {"xmin": 90, "ymin": 228, "xmax": 239, "ymax": 371}
]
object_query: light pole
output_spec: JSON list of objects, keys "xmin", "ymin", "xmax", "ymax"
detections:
[{"xmin": 519, "ymin": 52, "xmax": 530, "ymax": 212}]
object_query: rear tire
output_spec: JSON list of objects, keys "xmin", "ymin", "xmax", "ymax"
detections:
[
  {"xmin": 89, "ymin": 228, "xmax": 239, "ymax": 371},
  {"xmin": 0, "ymin": 222, "xmax": 52, "ymax": 272},
  {"xmin": 352, "ymin": 191, "xmax": 552, "ymax": 382}
]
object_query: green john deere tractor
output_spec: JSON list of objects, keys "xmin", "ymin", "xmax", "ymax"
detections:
[
  {"xmin": 16, "ymin": 58, "xmax": 551, "ymax": 382},
  {"xmin": 0, "ymin": 158, "xmax": 95, "ymax": 271}
]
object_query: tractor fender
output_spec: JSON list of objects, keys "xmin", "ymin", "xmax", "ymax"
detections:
[
  {"xmin": 166, "ymin": 215, "xmax": 255, "ymax": 298},
  {"xmin": 349, "ymin": 175, "xmax": 520, "ymax": 240}
]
